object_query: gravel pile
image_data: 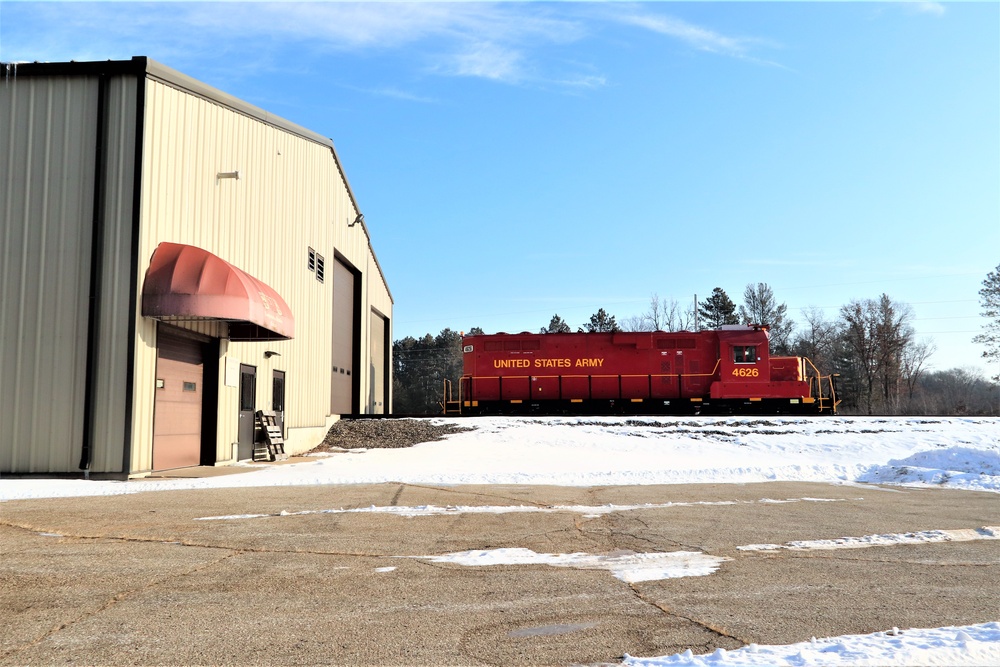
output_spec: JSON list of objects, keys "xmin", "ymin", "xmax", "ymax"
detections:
[{"xmin": 313, "ymin": 418, "xmax": 473, "ymax": 451}]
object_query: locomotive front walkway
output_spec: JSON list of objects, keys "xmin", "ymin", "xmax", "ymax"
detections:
[{"xmin": 1, "ymin": 481, "xmax": 997, "ymax": 666}]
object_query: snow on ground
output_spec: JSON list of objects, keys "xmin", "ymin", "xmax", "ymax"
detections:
[
  {"xmin": 1, "ymin": 416, "xmax": 997, "ymax": 500},
  {"xmin": 738, "ymin": 526, "xmax": 1000, "ymax": 552},
  {"xmin": 192, "ymin": 495, "xmax": 850, "ymax": 521},
  {"xmin": 415, "ymin": 547, "xmax": 730, "ymax": 583},
  {"xmin": 3, "ymin": 416, "xmax": 998, "ymax": 665},
  {"xmin": 624, "ymin": 623, "xmax": 1000, "ymax": 667}
]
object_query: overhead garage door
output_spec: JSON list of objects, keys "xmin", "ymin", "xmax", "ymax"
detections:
[
  {"xmin": 370, "ymin": 311, "xmax": 387, "ymax": 414},
  {"xmin": 331, "ymin": 259, "xmax": 356, "ymax": 415},
  {"xmin": 153, "ymin": 329, "xmax": 205, "ymax": 470}
]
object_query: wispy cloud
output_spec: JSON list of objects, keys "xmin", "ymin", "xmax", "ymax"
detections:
[
  {"xmin": 181, "ymin": 2, "xmax": 589, "ymax": 87},
  {"xmin": 2, "ymin": 2, "xmax": 782, "ymax": 88},
  {"xmin": 606, "ymin": 7, "xmax": 786, "ymax": 68},
  {"xmin": 617, "ymin": 13, "xmax": 752, "ymax": 57},
  {"xmin": 443, "ymin": 41, "xmax": 525, "ymax": 82},
  {"xmin": 366, "ymin": 86, "xmax": 439, "ymax": 104},
  {"xmin": 910, "ymin": 2, "xmax": 947, "ymax": 17}
]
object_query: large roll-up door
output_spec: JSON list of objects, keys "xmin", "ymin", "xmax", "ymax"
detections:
[
  {"xmin": 331, "ymin": 259, "xmax": 356, "ymax": 415},
  {"xmin": 370, "ymin": 311, "xmax": 387, "ymax": 414},
  {"xmin": 152, "ymin": 329, "xmax": 205, "ymax": 470}
]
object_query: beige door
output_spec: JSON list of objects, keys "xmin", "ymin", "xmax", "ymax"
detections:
[
  {"xmin": 370, "ymin": 311, "xmax": 387, "ymax": 414},
  {"xmin": 153, "ymin": 330, "xmax": 204, "ymax": 470},
  {"xmin": 331, "ymin": 259, "xmax": 356, "ymax": 415}
]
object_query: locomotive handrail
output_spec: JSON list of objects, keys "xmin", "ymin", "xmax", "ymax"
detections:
[
  {"xmin": 802, "ymin": 357, "xmax": 841, "ymax": 414},
  {"xmin": 441, "ymin": 378, "xmax": 463, "ymax": 415}
]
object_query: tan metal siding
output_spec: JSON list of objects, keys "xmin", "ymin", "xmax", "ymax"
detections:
[
  {"xmin": 0, "ymin": 76, "xmax": 99, "ymax": 473},
  {"xmin": 3, "ymin": 61, "xmax": 393, "ymax": 474},
  {"xmin": 134, "ymin": 79, "xmax": 393, "ymax": 465}
]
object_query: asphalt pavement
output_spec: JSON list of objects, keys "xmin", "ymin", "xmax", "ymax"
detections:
[{"xmin": 1, "ymin": 480, "xmax": 997, "ymax": 665}]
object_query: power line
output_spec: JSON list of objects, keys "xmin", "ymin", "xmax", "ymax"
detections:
[{"xmin": 777, "ymin": 271, "xmax": 986, "ymax": 292}]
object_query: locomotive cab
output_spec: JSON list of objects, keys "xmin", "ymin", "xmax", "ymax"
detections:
[{"xmin": 712, "ymin": 325, "xmax": 772, "ymax": 398}]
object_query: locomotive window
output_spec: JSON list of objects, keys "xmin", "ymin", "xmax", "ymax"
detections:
[{"xmin": 734, "ymin": 346, "xmax": 757, "ymax": 364}]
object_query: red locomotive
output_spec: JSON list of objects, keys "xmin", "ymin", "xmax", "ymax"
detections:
[{"xmin": 449, "ymin": 325, "xmax": 839, "ymax": 415}]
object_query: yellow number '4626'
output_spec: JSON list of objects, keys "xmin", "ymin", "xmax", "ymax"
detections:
[{"xmin": 732, "ymin": 367, "xmax": 759, "ymax": 378}]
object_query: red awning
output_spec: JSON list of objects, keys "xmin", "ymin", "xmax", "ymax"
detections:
[{"xmin": 141, "ymin": 242, "xmax": 294, "ymax": 341}]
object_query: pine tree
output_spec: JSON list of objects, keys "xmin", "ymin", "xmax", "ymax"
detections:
[
  {"xmin": 582, "ymin": 308, "xmax": 620, "ymax": 333},
  {"xmin": 392, "ymin": 328, "xmax": 466, "ymax": 413},
  {"xmin": 972, "ymin": 263, "xmax": 1000, "ymax": 382},
  {"xmin": 541, "ymin": 314, "xmax": 572, "ymax": 334},
  {"xmin": 698, "ymin": 288, "xmax": 739, "ymax": 329}
]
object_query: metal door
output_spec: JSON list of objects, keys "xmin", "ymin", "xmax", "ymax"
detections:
[
  {"xmin": 238, "ymin": 364, "xmax": 256, "ymax": 460},
  {"xmin": 331, "ymin": 259, "xmax": 356, "ymax": 415},
  {"xmin": 272, "ymin": 370, "xmax": 286, "ymax": 436},
  {"xmin": 369, "ymin": 311, "xmax": 387, "ymax": 414},
  {"xmin": 152, "ymin": 331, "xmax": 205, "ymax": 470}
]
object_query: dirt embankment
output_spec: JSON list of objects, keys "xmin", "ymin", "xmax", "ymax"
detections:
[{"xmin": 312, "ymin": 418, "xmax": 472, "ymax": 452}]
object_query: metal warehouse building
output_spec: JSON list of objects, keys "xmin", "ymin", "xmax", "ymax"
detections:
[{"xmin": 1, "ymin": 57, "xmax": 393, "ymax": 478}]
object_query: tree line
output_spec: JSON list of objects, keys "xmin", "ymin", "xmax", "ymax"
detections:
[{"xmin": 393, "ymin": 267, "xmax": 1000, "ymax": 416}]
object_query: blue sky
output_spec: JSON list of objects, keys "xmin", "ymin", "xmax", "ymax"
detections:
[{"xmin": 3, "ymin": 1, "xmax": 998, "ymax": 374}]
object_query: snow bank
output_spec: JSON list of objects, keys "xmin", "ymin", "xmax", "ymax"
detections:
[
  {"xmin": 1, "ymin": 417, "xmax": 997, "ymax": 500},
  {"xmin": 625, "ymin": 622, "xmax": 1000, "ymax": 666}
]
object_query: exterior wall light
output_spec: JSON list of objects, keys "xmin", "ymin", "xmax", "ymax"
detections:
[{"xmin": 218, "ymin": 170, "xmax": 241, "ymax": 180}]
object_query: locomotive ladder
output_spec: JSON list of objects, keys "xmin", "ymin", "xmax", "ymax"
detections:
[
  {"xmin": 442, "ymin": 379, "xmax": 463, "ymax": 415},
  {"xmin": 804, "ymin": 358, "xmax": 841, "ymax": 414}
]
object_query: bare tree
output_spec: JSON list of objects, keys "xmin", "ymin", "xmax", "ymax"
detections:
[
  {"xmin": 840, "ymin": 294, "xmax": 915, "ymax": 414},
  {"xmin": 665, "ymin": 299, "xmax": 696, "ymax": 332},
  {"xmin": 791, "ymin": 307, "xmax": 842, "ymax": 372},
  {"xmin": 900, "ymin": 338, "xmax": 936, "ymax": 408},
  {"xmin": 917, "ymin": 367, "xmax": 999, "ymax": 415},
  {"xmin": 620, "ymin": 295, "xmax": 663, "ymax": 332},
  {"xmin": 619, "ymin": 314, "xmax": 653, "ymax": 332},
  {"xmin": 621, "ymin": 294, "xmax": 695, "ymax": 332},
  {"xmin": 739, "ymin": 283, "xmax": 795, "ymax": 353}
]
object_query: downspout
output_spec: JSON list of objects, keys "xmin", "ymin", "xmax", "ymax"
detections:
[
  {"xmin": 79, "ymin": 73, "xmax": 109, "ymax": 477},
  {"xmin": 119, "ymin": 58, "xmax": 148, "ymax": 477}
]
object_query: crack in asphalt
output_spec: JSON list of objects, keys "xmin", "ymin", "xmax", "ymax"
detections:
[
  {"xmin": 1, "ymin": 521, "xmax": 395, "ymax": 558},
  {"xmin": 0, "ymin": 550, "xmax": 241, "ymax": 661},
  {"xmin": 389, "ymin": 483, "xmax": 406, "ymax": 506},
  {"xmin": 777, "ymin": 552, "xmax": 1000, "ymax": 567},
  {"xmin": 391, "ymin": 482, "xmax": 553, "ymax": 509},
  {"xmin": 596, "ymin": 514, "xmax": 701, "ymax": 553},
  {"xmin": 627, "ymin": 582, "xmax": 750, "ymax": 647}
]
